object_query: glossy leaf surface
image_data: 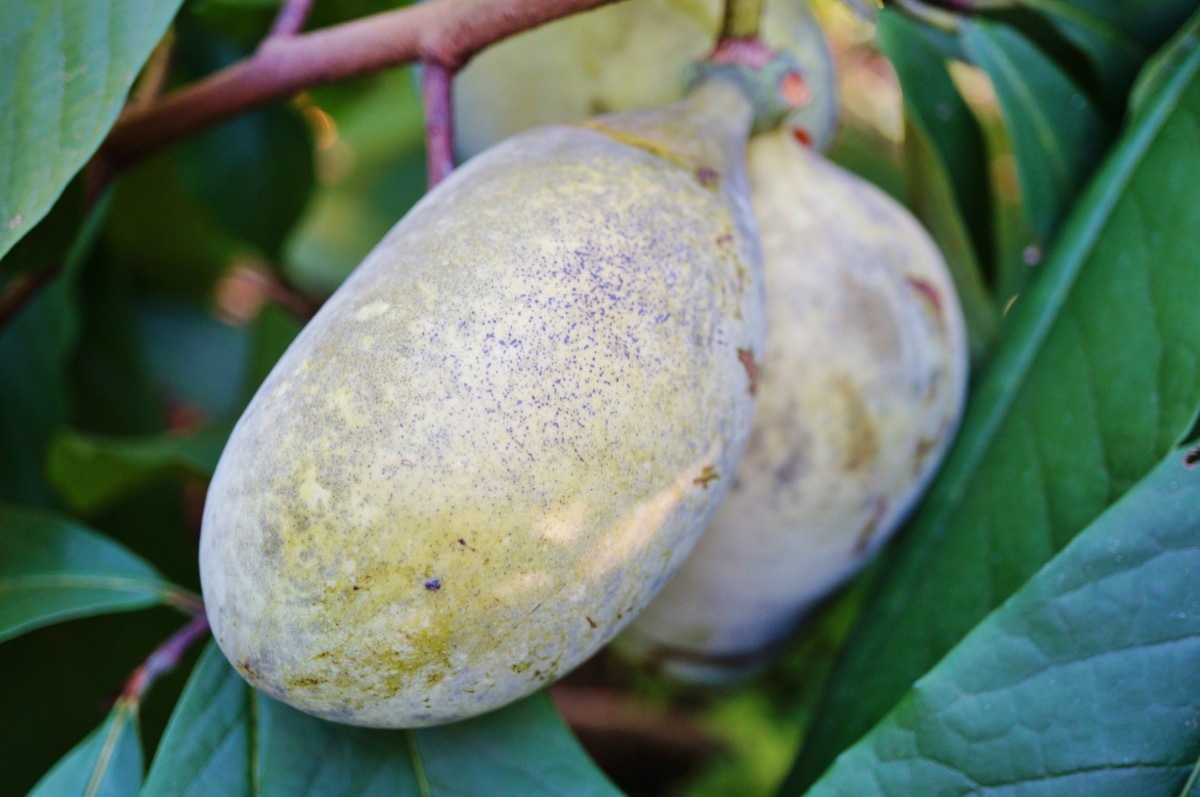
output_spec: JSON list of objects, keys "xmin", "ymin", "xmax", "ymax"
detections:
[
  {"xmin": 788, "ymin": 17, "xmax": 1200, "ymax": 790},
  {"xmin": 805, "ymin": 443, "xmax": 1200, "ymax": 795},
  {"xmin": 0, "ymin": 0, "xmax": 185, "ymax": 259},
  {"xmin": 0, "ymin": 506, "xmax": 185, "ymax": 644},
  {"xmin": 143, "ymin": 644, "xmax": 620, "ymax": 796}
]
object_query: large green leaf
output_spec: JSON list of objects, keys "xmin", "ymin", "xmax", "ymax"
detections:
[
  {"xmin": 173, "ymin": 18, "xmax": 315, "ymax": 260},
  {"xmin": 878, "ymin": 9, "xmax": 998, "ymax": 358},
  {"xmin": 0, "ymin": 192, "xmax": 110, "ymax": 505},
  {"xmin": 961, "ymin": 20, "xmax": 1109, "ymax": 244},
  {"xmin": 0, "ymin": 0, "xmax": 186, "ymax": 261},
  {"xmin": 144, "ymin": 643, "xmax": 620, "ymax": 796},
  {"xmin": 105, "ymin": 148, "xmax": 244, "ymax": 299},
  {"xmin": 1022, "ymin": 0, "xmax": 1200, "ymax": 53},
  {"xmin": 69, "ymin": 252, "xmax": 165, "ymax": 436},
  {"xmin": 880, "ymin": 9, "xmax": 994, "ymax": 277},
  {"xmin": 786, "ymin": 16, "xmax": 1200, "ymax": 790},
  {"xmin": 239, "ymin": 302, "xmax": 302, "ymax": 405},
  {"xmin": 0, "ymin": 506, "xmax": 189, "ymax": 643},
  {"xmin": 804, "ymin": 442, "xmax": 1200, "ymax": 796},
  {"xmin": 47, "ymin": 425, "xmax": 228, "ymax": 517},
  {"xmin": 28, "ymin": 700, "xmax": 143, "ymax": 797},
  {"xmin": 1021, "ymin": 0, "xmax": 1151, "ymax": 112},
  {"xmin": 136, "ymin": 298, "xmax": 253, "ymax": 419},
  {"xmin": 0, "ymin": 177, "xmax": 85, "ymax": 279}
]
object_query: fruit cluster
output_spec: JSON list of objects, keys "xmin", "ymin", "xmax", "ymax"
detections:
[{"xmin": 199, "ymin": 0, "xmax": 967, "ymax": 727}]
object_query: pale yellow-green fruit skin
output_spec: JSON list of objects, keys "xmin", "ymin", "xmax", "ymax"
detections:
[
  {"xmin": 199, "ymin": 82, "xmax": 765, "ymax": 727},
  {"xmin": 619, "ymin": 128, "xmax": 968, "ymax": 681},
  {"xmin": 454, "ymin": 0, "xmax": 838, "ymax": 157}
]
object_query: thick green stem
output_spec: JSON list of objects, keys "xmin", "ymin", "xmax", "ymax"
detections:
[{"xmin": 721, "ymin": 0, "xmax": 763, "ymax": 39}]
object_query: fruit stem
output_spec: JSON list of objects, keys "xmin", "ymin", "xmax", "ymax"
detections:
[
  {"xmin": 422, "ymin": 62, "xmax": 456, "ymax": 188},
  {"xmin": 721, "ymin": 0, "xmax": 763, "ymax": 39},
  {"xmin": 121, "ymin": 613, "xmax": 211, "ymax": 704}
]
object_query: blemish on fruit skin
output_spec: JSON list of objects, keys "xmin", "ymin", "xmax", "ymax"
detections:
[
  {"xmin": 853, "ymin": 497, "xmax": 890, "ymax": 555},
  {"xmin": 696, "ymin": 167, "xmax": 719, "ymax": 189},
  {"xmin": 912, "ymin": 435, "xmax": 939, "ymax": 476},
  {"xmin": 693, "ymin": 465, "xmax": 719, "ymax": 489},
  {"xmin": 832, "ymin": 375, "xmax": 879, "ymax": 472},
  {"xmin": 905, "ymin": 275, "xmax": 944, "ymax": 326},
  {"xmin": 424, "ymin": 578, "xmax": 441, "ymax": 591},
  {"xmin": 779, "ymin": 71, "xmax": 811, "ymax": 109},
  {"xmin": 773, "ymin": 452, "xmax": 804, "ymax": 486},
  {"xmin": 737, "ymin": 348, "xmax": 759, "ymax": 396}
]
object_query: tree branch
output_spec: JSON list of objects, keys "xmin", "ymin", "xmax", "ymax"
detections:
[
  {"xmin": 268, "ymin": 0, "xmax": 316, "ymax": 39},
  {"xmin": 101, "ymin": 0, "xmax": 618, "ymax": 172}
]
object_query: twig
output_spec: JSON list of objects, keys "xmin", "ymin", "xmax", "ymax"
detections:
[
  {"xmin": 128, "ymin": 31, "xmax": 176, "ymax": 111},
  {"xmin": 122, "ymin": 613, "xmax": 211, "ymax": 703},
  {"xmin": 101, "ymin": 0, "xmax": 619, "ymax": 173},
  {"xmin": 164, "ymin": 588, "xmax": 207, "ymax": 617},
  {"xmin": 268, "ymin": 0, "xmax": 316, "ymax": 39},
  {"xmin": 422, "ymin": 62, "xmax": 455, "ymax": 188}
]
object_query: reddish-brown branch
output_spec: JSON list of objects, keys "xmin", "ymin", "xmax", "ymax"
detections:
[
  {"xmin": 101, "ymin": 0, "xmax": 618, "ymax": 172},
  {"xmin": 122, "ymin": 613, "xmax": 211, "ymax": 703},
  {"xmin": 422, "ymin": 62, "xmax": 456, "ymax": 188},
  {"xmin": 549, "ymin": 684, "xmax": 723, "ymax": 757}
]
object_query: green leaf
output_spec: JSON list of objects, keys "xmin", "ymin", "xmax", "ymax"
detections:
[
  {"xmin": 284, "ymin": 69, "xmax": 426, "ymax": 296},
  {"xmin": 0, "ymin": 506, "xmax": 185, "ymax": 644},
  {"xmin": 136, "ymin": 298, "xmax": 253, "ymax": 420},
  {"xmin": 69, "ymin": 252, "xmax": 165, "ymax": 436},
  {"xmin": 412, "ymin": 695, "xmax": 619, "ymax": 796},
  {"xmin": 145, "ymin": 643, "xmax": 619, "ymax": 796},
  {"xmin": 173, "ymin": 19, "xmax": 315, "ymax": 260},
  {"xmin": 0, "ymin": 0, "xmax": 186, "ymax": 261},
  {"xmin": 0, "ymin": 191, "xmax": 111, "ymax": 505},
  {"xmin": 1021, "ymin": 0, "xmax": 1151, "ymax": 112},
  {"xmin": 878, "ymin": 9, "xmax": 999, "ymax": 359},
  {"xmin": 804, "ymin": 443, "xmax": 1200, "ymax": 795},
  {"xmin": 1131, "ymin": 7, "xmax": 1200, "ymax": 118},
  {"xmin": 47, "ymin": 425, "xmax": 228, "ymax": 517},
  {"xmin": 961, "ymin": 20, "xmax": 1110, "ymax": 243},
  {"xmin": 786, "ymin": 20, "xmax": 1200, "ymax": 791},
  {"xmin": 240, "ymin": 302, "xmax": 302, "ymax": 405},
  {"xmin": 105, "ymin": 150, "xmax": 244, "ymax": 299},
  {"xmin": 0, "ymin": 177, "xmax": 85, "ymax": 279},
  {"xmin": 1022, "ymin": 0, "xmax": 1200, "ymax": 53},
  {"xmin": 880, "ymin": 10, "xmax": 994, "ymax": 278},
  {"xmin": 28, "ymin": 700, "xmax": 142, "ymax": 797}
]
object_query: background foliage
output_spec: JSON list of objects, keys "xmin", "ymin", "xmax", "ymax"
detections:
[{"xmin": 1, "ymin": 0, "xmax": 1198, "ymax": 795}]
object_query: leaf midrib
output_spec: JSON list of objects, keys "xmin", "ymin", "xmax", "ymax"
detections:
[{"xmin": 907, "ymin": 29, "xmax": 1200, "ymax": 579}]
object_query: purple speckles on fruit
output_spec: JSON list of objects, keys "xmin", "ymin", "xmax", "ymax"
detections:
[{"xmin": 199, "ymin": 80, "xmax": 765, "ymax": 728}]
